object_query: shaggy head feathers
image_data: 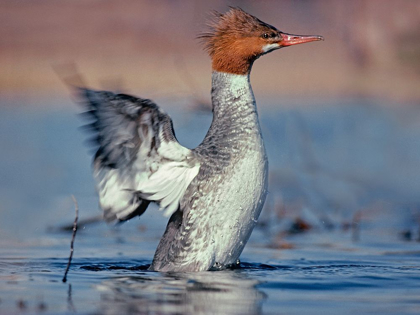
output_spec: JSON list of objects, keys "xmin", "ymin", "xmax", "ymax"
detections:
[{"xmin": 199, "ymin": 7, "xmax": 281, "ymax": 75}]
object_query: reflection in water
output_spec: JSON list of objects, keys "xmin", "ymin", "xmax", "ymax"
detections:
[
  {"xmin": 93, "ymin": 270, "xmax": 265, "ymax": 315},
  {"xmin": 66, "ymin": 283, "xmax": 76, "ymax": 313}
]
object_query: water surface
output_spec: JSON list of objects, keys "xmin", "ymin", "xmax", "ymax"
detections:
[{"xmin": 1, "ymin": 100, "xmax": 420, "ymax": 314}]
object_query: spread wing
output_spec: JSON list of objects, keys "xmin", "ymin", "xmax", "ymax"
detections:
[{"xmin": 78, "ymin": 88, "xmax": 200, "ymax": 222}]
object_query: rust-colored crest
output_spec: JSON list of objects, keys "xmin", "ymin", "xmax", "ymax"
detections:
[{"xmin": 199, "ymin": 7, "xmax": 279, "ymax": 75}]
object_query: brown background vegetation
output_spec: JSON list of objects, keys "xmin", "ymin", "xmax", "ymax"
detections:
[{"xmin": 1, "ymin": 0, "xmax": 420, "ymax": 106}]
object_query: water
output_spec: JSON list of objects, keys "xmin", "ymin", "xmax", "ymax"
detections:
[
  {"xmin": 1, "ymin": 98, "xmax": 420, "ymax": 314},
  {"xmin": 1, "ymin": 235, "xmax": 420, "ymax": 314}
]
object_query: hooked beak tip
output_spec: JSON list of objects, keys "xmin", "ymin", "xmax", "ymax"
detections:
[{"xmin": 280, "ymin": 33, "xmax": 325, "ymax": 47}]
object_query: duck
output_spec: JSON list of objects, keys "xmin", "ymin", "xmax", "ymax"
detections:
[{"xmin": 77, "ymin": 7, "xmax": 323, "ymax": 272}]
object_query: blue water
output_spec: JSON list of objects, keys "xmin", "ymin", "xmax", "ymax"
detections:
[
  {"xmin": 1, "ymin": 238, "xmax": 420, "ymax": 314},
  {"xmin": 1, "ymin": 99, "xmax": 420, "ymax": 314}
]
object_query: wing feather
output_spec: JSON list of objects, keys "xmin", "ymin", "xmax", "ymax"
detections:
[{"xmin": 79, "ymin": 88, "xmax": 200, "ymax": 222}]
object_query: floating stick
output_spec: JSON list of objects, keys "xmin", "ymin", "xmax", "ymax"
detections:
[{"xmin": 62, "ymin": 195, "xmax": 79, "ymax": 283}]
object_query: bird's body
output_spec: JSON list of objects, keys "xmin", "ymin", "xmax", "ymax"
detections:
[
  {"xmin": 77, "ymin": 8, "xmax": 322, "ymax": 272},
  {"xmin": 152, "ymin": 72, "xmax": 267, "ymax": 271}
]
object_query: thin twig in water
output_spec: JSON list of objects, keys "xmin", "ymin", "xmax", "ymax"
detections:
[{"xmin": 62, "ymin": 195, "xmax": 79, "ymax": 283}]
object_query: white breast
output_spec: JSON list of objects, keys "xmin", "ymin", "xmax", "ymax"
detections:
[{"xmin": 212, "ymin": 140, "xmax": 268, "ymax": 266}]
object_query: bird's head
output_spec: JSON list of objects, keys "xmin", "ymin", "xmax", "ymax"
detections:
[{"xmin": 200, "ymin": 7, "xmax": 324, "ymax": 75}]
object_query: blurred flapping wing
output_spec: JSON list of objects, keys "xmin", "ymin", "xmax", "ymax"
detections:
[{"xmin": 79, "ymin": 89, "xmax": 200, "ymax": 222}]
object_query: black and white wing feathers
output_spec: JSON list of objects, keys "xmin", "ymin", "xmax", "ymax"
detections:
[{"xmin": 79, "ymin": 89, "xmax": 200, "ymax": 222}]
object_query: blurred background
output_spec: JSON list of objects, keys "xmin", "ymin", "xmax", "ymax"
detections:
[
  {"xmin": 2, "ymin": 0, "xmax": 420, "ymax": 103},
  {"xmin": 1, "ymin": 0, "xmax": 420, "ymax": 247}
]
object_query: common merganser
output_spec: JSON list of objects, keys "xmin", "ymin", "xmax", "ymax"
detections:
[{"xmin": 78, "ymin": 7, "xmax": 323, "ymax": 272}]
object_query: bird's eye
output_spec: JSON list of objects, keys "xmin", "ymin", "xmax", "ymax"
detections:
[{"xmin": 262, "ymin": 33, "xmax": 269, "ymax": 39}]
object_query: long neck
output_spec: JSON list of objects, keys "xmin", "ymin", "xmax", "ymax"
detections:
[
  {"xmin": 199, "ymin": 71, "xmax": 261, "ymax": 149},
  {"xmin": 211, "ymin": 71, "xmax": 258, "ymax": 130}
]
